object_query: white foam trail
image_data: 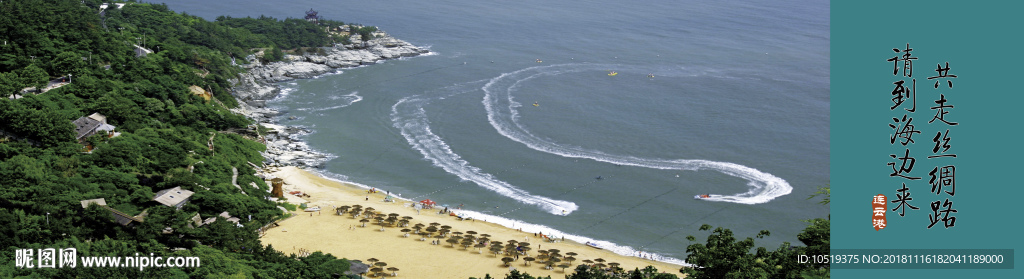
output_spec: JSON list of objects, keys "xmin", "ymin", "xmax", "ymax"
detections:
[
  {"xmin": 483, "ymin": 64, "xmax": 792, "ymax": 204},
  {"xmin": 310, "ymin": 91, "xmax": 363, "ymax": 112},
  {"xmin": 391, "ymin": 81, "xmax": 578, "ymax": 215}
]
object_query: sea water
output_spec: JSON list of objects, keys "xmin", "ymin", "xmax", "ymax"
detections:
[{"xmin": 165, "ymin": 0, "xmax": 830, "ymax": 264}]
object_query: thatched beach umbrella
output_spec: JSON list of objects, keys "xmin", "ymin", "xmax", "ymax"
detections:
[
  {"xmin": 518, "ymin": 242, "xmax": 530, "ymax": 247},
  {"xmin": 369, "ymin": 267, "xmax": 383, "ymax": 275},
  {"xmin": 429, "ymin": 222, "xmax": 441, "ymax": 227},
  {"xmin": 446, "ymin": 238, "xmax": 460, "ymax": 247},
  {"xmin": 490, "ymin": 246, "xmax": 503, "ymax": 257},
  {"xmin": 566, "ymin": 252, "xmax": 578, "ymax": 258},
  {"xmin": 440, "ymin": 225, "xmax": 452, "ymax": 230},
  {"xmin": 523, "ymin": 257, "xmax": 535, "ymax": 266},
  {"xmin": 481, "ymin": 233, "xmax": 491, "ymax": 238},
  {"xmin": 400, "ymin": 228, "xmax": 412, "ymax": 237},
  {"xmin": 548, "ymin": 249, "xmax": 560, "ymax": 254},
  {"xmin": 374, "ymin": 262, "xmax": 388, "ymax": 268},
  {"xmin": 582, "ymin": 259, "xmax": 594, "ymax": 265},
  {"xmin": 557, "ymin": 263, "xmax": 571, "ymax": 272},
  {"xmin": 594, "ymin": 258, "xmax": 606, "ymax": 264},
  {"xmin": 387, "ymin": 267, "xmax": 399, "ymax": 276},
  {"xmin": 474, "ymin": 243, "xmax": 487, "ymax": 252},
  {"xmin": 501, "ymin": 257, "xmax": 514, "ymax": 267},
  {"xmin": 564, "ymin": 256, "xmax": 577, "ymax": 264},
  {"xmin": 519, "ymin": 246, "xmax": 532, "ymax": 254},
  {"xmin": 359, "ymin": 219, "xmax": 370, "ymax": 227},
  {"xmin": 366, "ymin": 258, "xmax": 379, "ymax": 264}
]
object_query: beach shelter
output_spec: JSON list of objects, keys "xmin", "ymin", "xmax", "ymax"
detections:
[{"xmin": 419, "ymin": 199, "xmax": 437, "ymax": 209}]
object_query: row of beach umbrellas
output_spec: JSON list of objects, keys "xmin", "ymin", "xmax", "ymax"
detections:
[{"xmin": 337, "ymin": 203, "xmax": 626, "ymax": 275}]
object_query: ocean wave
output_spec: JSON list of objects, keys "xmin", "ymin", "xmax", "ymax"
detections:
[
  {"xmin": 482, "ymin": 64, "xmax": 792, "ymax": 204},
  {"xmin": 391, "ymin": 81, "xmax": 579, "ymax": 215}
]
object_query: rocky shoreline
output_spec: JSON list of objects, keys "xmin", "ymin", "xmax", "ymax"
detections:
[{"xmin": 228, "ymin": 32, "xmax": 428, "ymax": 168}]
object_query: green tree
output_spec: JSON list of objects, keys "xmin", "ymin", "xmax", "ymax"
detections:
[
  {"xmin": 50, "ymin": 51, "xmax": 85, "ymax": 76},
  {"xmin": 681, "ymin": 225, "xmax": 777, "ymax": 279},
  {"xmin": 18, "ymin": 64, "xmax": 49, "ymax": 90},
  {"xmin": 0, "ymin": 71, "xmax": 24, "ymax": 97}
]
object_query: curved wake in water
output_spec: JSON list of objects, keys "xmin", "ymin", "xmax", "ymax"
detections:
[
  {"xmin": 391, "ymin": 81, "xmax": 579, "ymax": 215},
  {"xmin": 482, "ymin": 64, "xmax": 792, "ymax": 204}
]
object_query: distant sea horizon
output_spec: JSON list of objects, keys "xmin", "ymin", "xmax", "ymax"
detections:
[{"xmin": 164, "ymin": 0, "xmax": 830, "ymax": 264}]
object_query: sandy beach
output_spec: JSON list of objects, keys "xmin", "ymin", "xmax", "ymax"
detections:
[{"xmin": 260, "ymin": 166, "xmax": 684, "ymax": 278}]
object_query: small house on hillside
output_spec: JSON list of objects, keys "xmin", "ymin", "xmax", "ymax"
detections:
[
  {"xmin": 153, "ymin": 186, "xmax": 194, "ymax": 210},
  {"xmin": 134, "ymin": 44, "xmax": 152, "ymax": 57},
  {"xmin": 79, "ymin": 198, "xmax": 145, "ymax": 227},
  {"xmin": 73, "ymin": 113, "xmax": 118, "ymax": 143}
]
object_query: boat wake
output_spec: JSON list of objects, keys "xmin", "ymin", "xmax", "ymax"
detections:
[
  {"xmin": 392, "ymin": 63, "xmax": 791, "ymax": 218},
  {"xmin": 392, "ymin": 81, "xmax": 579, "ymax": 215},
  {"xmin": 482, "ymin": 64, "xmax": 792, "ymax": 204}
]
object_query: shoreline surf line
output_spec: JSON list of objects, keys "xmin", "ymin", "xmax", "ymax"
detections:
[{"xmin": 293, "ymin": 166, "xmax": 688, "ymax": 266}]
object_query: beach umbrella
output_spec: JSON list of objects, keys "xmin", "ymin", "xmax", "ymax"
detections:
[
  {"xmin": 387, "ymin": 267, "xmax": 399, "ymax": 276},
  {"xmin": 359, "ymin": 219, "xmax": 370, "ymax": 227},
  {"xmin": 501, "ymin": 257, "xmax": 514, "ymax": 267},
  {"xmin": 373, "ymin": 272, "xmax": 386, "ymax": 278},
  {"xmin": 564, "ymin": 256, "xmax": 576, "ymax": 264},
  {"xmin": 538, "ymin": 250, "xmax": 549, "ymax": 256},
  {"xmin": 369, "ymin": 267, "xmax": 383, "ymax": 275},
  {"xmin": 440, "ymin": 225, "xmax": 452, "ymax": 230},
  {"xmin": 400, "ymin": 228, "xmax": 412, "ymax": 237},
  {"xmin": 446, "ymin": 238, "xmax": 460, "ymax": 247},
  {"xmin": 466, "ymin": 230, "xmax": 477, "ymax": 236},
  {"xmin": 425, "ymin": 227, "xmax": 437, "ymax": 233},
  {"xmin": 481, "ymin": 234, "xmax": 492, "ymax": 238},
  {"xmin": 374, "ymin": 262, "xmax": 388, "ymax": 267},
  {"xmin": 518, "ymin": 242, "xmax": 530, "ymax": 247},
  {"xmin": 429, "ymin": 222, "xmax": 441, "ymax": 227},
  {"xmin": 557, "ymin": 263, "xmax": 571, "ymax": 272},
  {"xmin": 367, "ymin": 258, "xmax": 379, "ymax": 264},
  {"xmin": 452, "ymin": 231, "xmax": 463, "ymax": 237},
  {"xmin": 582, "ymin": 259, "xmax": 594, "ymax": 264},
  {"xmin": 388, "ymin": 213, "xmax": 400, "ymax": 217},
  {"xmin": 507, "ymin": 239, "xmax": 518, "ymax": 245},
  {"xmin": 490, "ymin": 247, "xmax": 503, "ymax": 257},
  {"xmin": 474, "ymin": 243, "xmax": 487, "ymax": 252},
  {"xmin": 523, "ymin": 257, "xmax": 535, "ymax": 266},
  {"xmin": 566, "ymin": 252, "xmax": 578, "ymax": 257},
  {"xmin": 548, "ymin": 249, "xmax": 560, "ymax": 254},
  {"xmin": 461, "ymin": 241, "xmax": 474, "ymax": 250}
]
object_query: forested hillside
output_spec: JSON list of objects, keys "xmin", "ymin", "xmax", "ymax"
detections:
[{"xmin": 0, "ymin": 0, "xmax": 354, "ymax": 277}]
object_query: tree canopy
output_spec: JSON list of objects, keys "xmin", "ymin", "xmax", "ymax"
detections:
[{"xmin": 0, "ymin": 1, "xmax": 362, "ymax": 277}]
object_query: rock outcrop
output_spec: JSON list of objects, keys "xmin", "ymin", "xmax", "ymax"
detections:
[{"xmin": 228, "ymin": 30, "xmax": 428, "ymax": 168}]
